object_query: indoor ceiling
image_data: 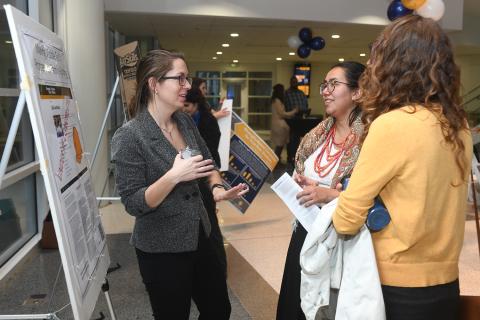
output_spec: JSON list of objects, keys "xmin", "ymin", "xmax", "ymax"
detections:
[
  {"xmin": 105, "ymin": 0, "xmax": 480, "ymax": 65},
  {"xmin": 105, "ymin": 13, "xmax": 382, "ymax": 64}
]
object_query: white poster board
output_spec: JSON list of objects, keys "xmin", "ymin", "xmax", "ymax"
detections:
[
  {"xmin": 217, "ymin": 99, "xmax": 233, "ymax": 171},
  {"xmin": 4, "ymin": 5, "xmax": 110, "ymax": 320}
]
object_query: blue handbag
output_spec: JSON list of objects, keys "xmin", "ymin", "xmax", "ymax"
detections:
[{"xmin": 342, "ymin": 177, "xmax": 390, "ymax": 231}]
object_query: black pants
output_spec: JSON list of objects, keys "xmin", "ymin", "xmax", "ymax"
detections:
[
  {"xmin": 277, "ymin": 223, "xmax": 308, "ymax": 320},
  {"xmin": 135, "ymin": 228, "xmax": 231, "ymax": 320},
  {"xmin": 382, "ymin": 279, "xmax": 460, "ymax": 320}
]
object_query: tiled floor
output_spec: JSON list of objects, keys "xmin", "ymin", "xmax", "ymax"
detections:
[{"xmin": 0, "ymin": 233, "xmax": 251, "ymax": 319}]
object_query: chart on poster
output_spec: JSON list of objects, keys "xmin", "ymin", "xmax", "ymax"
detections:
[{"xmin": 4, "ymin": 5, "xmax": 110, "ymax": 320}]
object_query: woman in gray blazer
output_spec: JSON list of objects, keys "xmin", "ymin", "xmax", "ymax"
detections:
[{"xmin": 111, "ymin": 49, "xmax": 248, "ymax": 320}]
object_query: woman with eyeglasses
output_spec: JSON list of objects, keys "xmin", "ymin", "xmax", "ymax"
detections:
[
  {"xmin": 111, "ymin": 49, "xmax": 248, "ymax": 320},
  {"xmin": 333, "ymin": 16, "xmax": 471, "ymax": 320},
  {"xmin": 277, "ymin": 61, "xmax": 365, "ymax": 320}
]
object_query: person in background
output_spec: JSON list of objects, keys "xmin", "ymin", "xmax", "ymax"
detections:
[
  {"xmin": 184, "ymin": 87, "xmax": 227, "ymax": 276},
  {"xmin": 332, "ymin": 15, "xmax": 472, "ymax": 320},
  {"xmin": 184, "ymin": 87, "xmax": 221, "ymax": 166},
  {"xmin": 191, "ymin": 77, "xmax": 230, "ymax": 119},
  {"xmin": 285, "ymin": 76, "xmax": 309, "ymax": 165},
  {"xmin": 270, "ymin": 83, "xmax": 298, "ymax": 161},
  {"xmin": 111, "ymin": 49, "xmax": 248, "ymax": 320},
  {"xmin": 276, "ymin": 61, "xmax": 365, "ymax": 320}
]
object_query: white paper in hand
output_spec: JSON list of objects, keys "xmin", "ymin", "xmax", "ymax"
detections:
[{"xmin": 271, "ymin": 172, "xmax": 321, "ymax": 232}]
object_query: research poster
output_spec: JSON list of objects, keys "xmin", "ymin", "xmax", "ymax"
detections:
[
  {"xmin": 221, "ymin": 112, "xmax": 279, "ymax": 213},
  {"xmin": 24, "ymin": 32, "xmax": 106, "ymax": 295}
]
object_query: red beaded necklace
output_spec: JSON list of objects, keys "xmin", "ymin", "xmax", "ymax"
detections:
[{"xmin": 314, "ymin": 125, "xmax": 353, "ymax": 178}]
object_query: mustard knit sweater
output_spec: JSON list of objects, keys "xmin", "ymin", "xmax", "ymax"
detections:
[{"xmin": 333, "ymin": 106, "xmax": 472, "ymax": 287}]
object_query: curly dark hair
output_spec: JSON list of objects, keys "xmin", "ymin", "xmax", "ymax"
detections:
[
  {"xmin": 185, "ymin": 87, "xmax": 209, "ymax": 113},
  {"xmin": 359, "ymin": 15, "xmax": 468, "ymax": 180},
  {"xmin": 191, "ymin": 77, "xmax": 206, "ymax": 91}
]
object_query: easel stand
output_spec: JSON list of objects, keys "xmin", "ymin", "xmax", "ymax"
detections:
[
  {"xmin": 101, "ymin": 280, "xmax": 117, "ymax": 320},
  {"xmin": 0, "ymin": 280, "xmax": 116, "ymax": 320},
  {"xmin": 0, "ymin": 89, "xmax": 118, "ymax": 319}
]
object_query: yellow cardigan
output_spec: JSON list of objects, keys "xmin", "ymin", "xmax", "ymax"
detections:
[{"xmin": 333, "ymin": 106, "xmax": 472, "ymax": 287}]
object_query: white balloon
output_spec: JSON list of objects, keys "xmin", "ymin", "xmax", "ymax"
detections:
[
  {"xmin": 287, "ymin": 35, "xmax": 302, "ymax": 49},
  {"xmin": 416, "ymin": 0, "xmax": 445, "ymax": 21}
]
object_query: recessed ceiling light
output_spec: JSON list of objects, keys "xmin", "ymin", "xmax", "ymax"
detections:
[
  {"xmin": 289, "ymin": 52, "xmax": 295, "ymax": 56},
  {"xmin": 212, "ymin": 56, "xmax": 217, "ymax": 60},
  {"xmin": 5, "ymin": 40, "xmax": 13, "ymax": 44},
  {"xmin": 230, "ymin": 33, "xmax": 239, "ymax": 37},
  {"xmin": 222, "ymin": 43, "xmax": 230, "ymax": 47},
  {"xmin": 276, "ymin": 57, "xmax": 282, "ymax": 61},
  {"xmin": 360, "ymin": 53, "xmax": 366, "ymax": 57},
  {"xmin": 233, "ymin": 59, "xmax": 239, "ymax": 63},
  {"xmin": 216, "ymin": 51, "xmax": 223, "ymax": 55},
  {"xmin": 331, "ymin": 34, "xmax": 341, "ymax": 39},
  {"xmin": 338, "ymin": 58, "xmax": 345, "ymax": 62}
]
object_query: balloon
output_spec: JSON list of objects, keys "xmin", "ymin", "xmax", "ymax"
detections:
[
  {"xmin": 287, "ymin": 35, "xmax": 302, "ymax": 49},
  {"xmin": 387, "ymin": 0, "xmax": 413, "ymax": 21},
  {"xmin": 297, "ymin": 44, "xmax": 311, "ymax": 59},
  {"xmin": 416, "ymin": 0, "xmax": 445, "ymax": 21},
  {"xmin": 298, "ymin": 27, "xmax": 313, "ymax": 43},
  {"xmin": 308, "ymin": 36, "xmax": 325, "ymax": 51},
  {"xmin": 401, "ymin": 0, "xmax": 426, "ymax": 10}
]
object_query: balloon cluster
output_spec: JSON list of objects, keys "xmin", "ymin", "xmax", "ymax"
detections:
[
  {"xmin": 387, "ymin": 0, "xmax": 445, "ymax": 21},
  {"xmin": 287, "ymin": 28, "xmax": 325, "ymax": 59}
]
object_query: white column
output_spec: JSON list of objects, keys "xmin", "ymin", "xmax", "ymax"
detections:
[{"xmin": 56, "ymin": 0, "xmax": 108, "ymax": 195}]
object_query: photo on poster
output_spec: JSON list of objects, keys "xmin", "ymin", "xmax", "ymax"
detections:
[{"xmin": 53, "ymin": 114, "xmax": 64, "ymax": 137}]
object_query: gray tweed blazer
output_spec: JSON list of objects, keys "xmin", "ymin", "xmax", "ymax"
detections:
[{"xmin": 111, "ymin": 109, "xmax": 213, "ymax": 253}]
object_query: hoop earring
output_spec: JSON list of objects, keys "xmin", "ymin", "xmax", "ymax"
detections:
[{"xmin": 154, "ymin": 89, "xmax": 158, "ymax": 95}]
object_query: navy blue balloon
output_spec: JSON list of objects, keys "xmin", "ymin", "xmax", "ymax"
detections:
[
  {"xmin": 298, "ymin": 27, "xmax": 313, "ymax": 43},
  {"xmin": 387, "ymin": 0, "xmax": 413, "ymax": 21},
  {"xmin": 309, "ymin": 36, "xmax": 325, "ymax": 51},
  {"xmin": 297, "ymin": 44, "xmax": 311, "ymax": 59}
]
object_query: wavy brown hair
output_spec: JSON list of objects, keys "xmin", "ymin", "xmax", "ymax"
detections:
[{"xmin": 359, "ymin": 15, "xmax": 468, "ymax": 180}]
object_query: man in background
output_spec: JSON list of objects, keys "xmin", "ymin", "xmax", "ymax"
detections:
[{"xmin": 284, "ymin": 76, "xmax": 308, "ymax": 165}]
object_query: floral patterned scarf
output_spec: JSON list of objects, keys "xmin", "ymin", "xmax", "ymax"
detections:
[{"xmin": 294, "ymin": 114, "xmax": 363, "ymax": 188}]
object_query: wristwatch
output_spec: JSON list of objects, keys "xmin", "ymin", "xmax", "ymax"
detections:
[{"xmin": 211, "ymin": 183, "xmax": 226, "ymax": 192}]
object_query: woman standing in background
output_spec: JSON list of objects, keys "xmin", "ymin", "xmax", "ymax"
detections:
[
  {"xmin": 191, "ymin": 77, "xmax": 230, "ymax": 119},
  {"xmin": 270, "ymin": 83, "xmax": 298, "ymax": 162},
  {"xmin": 184, "ymin": 86, "xmax": 227, "ymax": 276}
]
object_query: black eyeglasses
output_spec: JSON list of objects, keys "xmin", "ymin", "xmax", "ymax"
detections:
[
  {"xmin": 160, "ymin": 75, "xmax": 193, "ymax": 86},
  {"xmin": 319, "ymin": 80, "xmax": 349, "ymax": 93}
]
